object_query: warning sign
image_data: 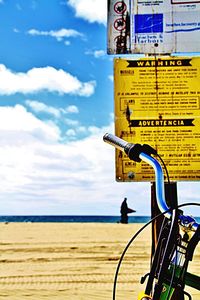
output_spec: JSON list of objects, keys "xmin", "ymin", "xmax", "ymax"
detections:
[
  {"xmin": 114, "ymin": 18, "xmax": 126, "ymax": 31},
  {"xmin": 114, "ymin": 56, "xmax": 200, "ymax": 182},
  {"xmin": 114, "ymin": 1, "xmax": 127, "ymax": 14}
]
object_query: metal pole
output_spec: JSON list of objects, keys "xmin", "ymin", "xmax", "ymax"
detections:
[
  {"xmin": 151, "ymin": 181, "xmax": 178, "ymax": 254},
  {"xmin": 151, "ymin": 182, "xmax": 184, "ymax": 299}
]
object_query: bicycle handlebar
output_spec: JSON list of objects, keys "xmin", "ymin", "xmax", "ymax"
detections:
[
  {"xmin": 103, "ymin": 133, "xmax": 171, "ymax": 219},
  {"xmin": 103, "ymin": 133, "xmax": 129, "ymax": 152},
  {"xmin": 103, "ymin": 133, "xmax": 199, "ymax": 231},
  {"xmin": 103, "ymin": 133, "xmax": 157, "ymax": 162}
]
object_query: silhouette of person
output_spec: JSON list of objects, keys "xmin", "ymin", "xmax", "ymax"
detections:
[{"xmin": 120, "ymin": 197, "xmax": 135, "ymax": 224}]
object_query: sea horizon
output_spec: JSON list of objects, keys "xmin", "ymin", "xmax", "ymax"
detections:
[
  {"xmin": 0, "ymin": 215, "xmax": 151, "ymax": 223},
  {"xmin": 0, "ymin": 215, "xmax": 200, "ymax": 224}
]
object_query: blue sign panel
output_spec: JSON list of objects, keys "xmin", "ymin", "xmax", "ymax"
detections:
[{"xmin": 134, "ymin": 14, "xmax": 163, "ymax": 34}]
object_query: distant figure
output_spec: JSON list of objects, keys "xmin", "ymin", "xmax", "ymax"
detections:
[{"xmin": 120, "ymin": 197, "xmax": 136, "ymax": 224}]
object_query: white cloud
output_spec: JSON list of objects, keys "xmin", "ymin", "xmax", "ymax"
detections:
[
  {"xmin": 64, "ymin": 118, "xmax": 79, "ymax": 126},
  {"xmin": 64, "ymin": 40, "xmax": 71, "ymax": 46},
  {"xmin": 77, "ymin": 126, "xmax": 87, "ymax": 133},
  {"xmin": 0, "ymin": 105, "xmax": 199, "ymax": 216},
  {"xmin": 66, "ymin": 128, "xmax": 76, "ymax": 136},
  {"xmin": 67, "ymin": 0, "xmax": 107, "ymax": 25},
  {"xmin": 0, "ymin": 64, "xmax": 96, "ymax": 97},
  {"xmin": 13, "ymin": 28, "xmax": 20, "ymax": 33},
  {"xmin": 64, "ymin": 105, "xmax": 79, "ymax": 114},
  {"xmin": 108, "ymin": 75, "xmax": 114, "ymax": 82},
  {"xmin": 94, "ymin": 50, "xmax": 106, "ymax": 58},
  {"xmin": 0, "ymin": 104, "xmax": 151, "ymax": 215},
  {"xmin": 25, "ymin": 100, "xmax": 79, "ymax": 117},
  {"xmin": 27, "ymin": 28, "xmax": 84, "ymax": 41},
  {"xmin": 85, "ymin": 49, "xmax": 106, "ymax": 58},
  {"xmin": 26, "ymin": 100, "xmax": 61, "ymax": 118},
  {"xmin": 0, "ymin": 105, "xmax": 60, "ymax": 142}
]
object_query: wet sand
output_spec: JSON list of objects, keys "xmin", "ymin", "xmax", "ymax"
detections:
[{"xmin": 0, "ymin": 223, "xmax": 199, "ymax": 299}]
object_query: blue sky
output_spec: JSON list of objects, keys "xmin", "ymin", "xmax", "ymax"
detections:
[{"xmin": 0, "ymin": 0, "xmax": 199, "ymax": 216}]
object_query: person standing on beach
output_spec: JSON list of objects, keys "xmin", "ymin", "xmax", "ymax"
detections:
[{"xmin": 120, "ymin": 197, "xmax": 136, "ymax": 224}]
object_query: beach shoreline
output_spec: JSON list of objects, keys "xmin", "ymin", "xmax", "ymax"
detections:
[{"xmin": 0, "ymin": 222, "xmax": 199, "ymax": 299}]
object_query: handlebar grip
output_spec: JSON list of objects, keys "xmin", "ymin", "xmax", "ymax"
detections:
[
  {"xmin": 103, "ymin": 133, "xmax": 157, "ymax": 162},
  {"xmin": 103, "ymin": 133, "xmax": 130, "ymax": 152}
]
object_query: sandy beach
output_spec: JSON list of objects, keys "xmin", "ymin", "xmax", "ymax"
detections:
[{"xmin": 0, "ymin": 222, "xmax": 199, "ymax": 300}]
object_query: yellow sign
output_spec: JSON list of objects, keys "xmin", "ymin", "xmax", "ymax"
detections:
[{"xmin": 114, "ymin": 56, "xmax": 200, "ymax": 182}]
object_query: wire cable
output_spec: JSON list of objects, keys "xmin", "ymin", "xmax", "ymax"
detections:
[
  {"xmin": 156, "ymin": 153, "xmax": 171, "ymax": 184},
  {"xmin": 165, "ymin": 244, "xmax": 179, "ymax": 300},
  {"xmin": 112, "ymin": 203, "xmax": 200, "ymax": 300}
]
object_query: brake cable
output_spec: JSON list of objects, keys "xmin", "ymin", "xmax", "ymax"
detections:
[{"xmin": 112, "ymin": 203, "xmax": 200, "ymax": 300}]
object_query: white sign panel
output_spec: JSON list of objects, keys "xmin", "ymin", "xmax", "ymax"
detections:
[{"xmin": 107, "ymin": 0, "xmax": 200, "ymax": 54}]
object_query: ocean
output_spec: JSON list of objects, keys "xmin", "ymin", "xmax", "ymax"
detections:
[
  {"xmin": 1, "ymin": 215, "xmax": 199, "ymax": 223},
  {"xmin": 0, "ymin": 215, "xmax": 151, "ymax": 223}
]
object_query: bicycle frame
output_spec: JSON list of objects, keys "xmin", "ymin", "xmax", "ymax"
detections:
[{"xmin": 103, "ymin": 133, "xmax": 200, "ymax": 300}]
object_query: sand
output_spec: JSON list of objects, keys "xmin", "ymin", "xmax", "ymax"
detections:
[{"xmin": 0, "ymin": 222, "xmax": 199, "ymax": 300}]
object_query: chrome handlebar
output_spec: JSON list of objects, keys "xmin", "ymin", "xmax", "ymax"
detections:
[
  {"xmin": 103, "ymin": 133, "xmax": 129, "ymax": 152},
  {"xmin": 103, "ymin": 133, "xmax": 199, "ymax": 232}
]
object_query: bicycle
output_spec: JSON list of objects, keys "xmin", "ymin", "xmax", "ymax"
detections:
[{"xmin": 103, "ymin": 133, "xmax": 200, "ymax": 300}]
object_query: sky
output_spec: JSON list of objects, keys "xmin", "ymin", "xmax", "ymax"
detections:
[{"xmin": 0, "ymin": 0, "xmax": 199, "ymax": 217}]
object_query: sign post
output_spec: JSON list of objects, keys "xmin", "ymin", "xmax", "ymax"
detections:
[{"xmin": 107, "ymin": 1, "xmax": 200, "ymax": 297}]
